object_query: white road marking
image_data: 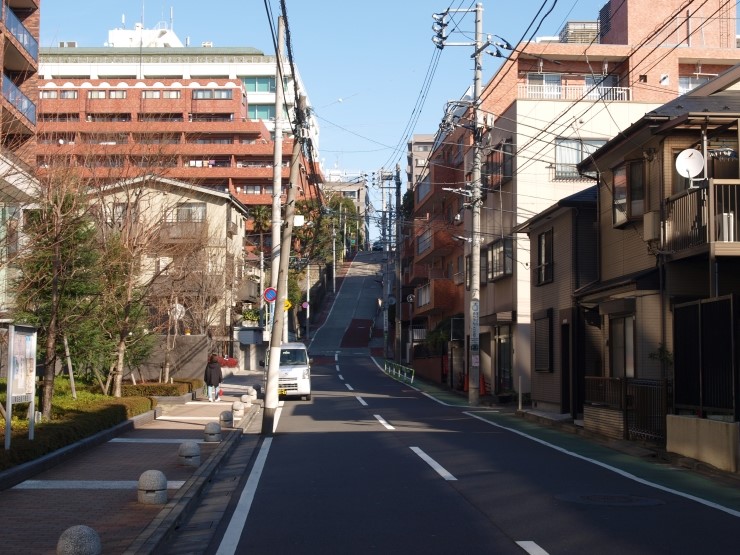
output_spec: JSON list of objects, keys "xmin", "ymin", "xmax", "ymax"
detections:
[
  {"xmin": 356, "ymin": 395, "xmax": 368, "ymax": 406},
  {"xmin": 109, "ymin": 438, "xmax": 204, "ymax": 444},
  {"xmin": 13, "ymin": 480, "xmax": 185, "ymax": 490},
  {"xmin": 157, "ymin": 416, "xmax": 222, "ymax": 422},
  {"xmin": 516, "ymin": 540, "xmax": 550, "ymax": 554},
  {"xmin": 410, "ymin": 447, "xmax": 457, "ymax": 481},
  {"xmin": 345, "ymin": 383, "xmax": 354, "ymax": 391},
  {"xmin": 374, "ymin": 414, "xmax": 395, "ymax": 430},
  {"xmin": 215, "ymin": 437, "xmax": 273, "ymax": 555},
  {"xmin": 338, "ymin": 374, "xmax": 344, "ymax": 380},
  {"xmin": 465, "ymin": 411, "xmax": 740, "ymax": 519},
  {"xmin": 335, "ymin": 364, "xmax": 340, "ymax": 372}
]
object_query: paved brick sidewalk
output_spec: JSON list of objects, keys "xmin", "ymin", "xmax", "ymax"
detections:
[{"xmin": 0, "ymin": 373, "xmax": 263, "ymax": 555}]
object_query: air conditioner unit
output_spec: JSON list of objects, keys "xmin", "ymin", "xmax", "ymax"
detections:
[{"xmin": 717, "ymin": 212, "xmax": 735, "ymax": 242}]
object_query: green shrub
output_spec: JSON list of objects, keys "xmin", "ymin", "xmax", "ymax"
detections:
[
  {"xmin": 121, "ymin": 382, "xmax": 189, "ymax": 397},
  {"xmin": 173, "ymin": 378, "xmax": 204, "ymax": 393}
]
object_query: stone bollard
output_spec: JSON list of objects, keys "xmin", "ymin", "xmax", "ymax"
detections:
[
  {"xmin": 240, "ymin": 394, "xmax": 252, "ymax": 407},
  {"xmin": 220, "ymin": 410, "xmax": 233, "ymax": 428},
  {"xmin": 249, "ymin": 386, "xmax": 259, "ymax": 401},
  {"xmin": 177, "ymin": 441, "xmax": 201, "ymax": 467},
  {"xmin": 137, "ymin": 470, "xmax": 168, "ymax": 505},
  {"xmin": 232, "ymin": 401, "xmax": 244, "ymax": 418},
  {"xmin": 56, "ymin": 524, "xmax": 102, "ymax": 555},
  {"xmin": 204, "ymin": 421, "xmax": 222, "ymax": 442}
]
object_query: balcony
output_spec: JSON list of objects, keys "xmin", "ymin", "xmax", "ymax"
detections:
[
  {"xmin": 2, "ymin": 75, "xmax": 35, "ymax": 127},
  {"xmin": 4, "ymin": 6, "xmax": 38, "ymax": 61},
  {"xmin": 160, "ymin": 221, "xmax": 208, "ymax": 243},
  {"xmin": 663, "ymin": 179, "xmax": 740, "ymax": 258},
  {"xmin": 517, "ymin": 84, "xmax": 631, "ymax": 102},
  {"xmin": 405, "ymin": 263, "xmax": 446, "ymax": 286},
  {"xmin": 414, "ymin": 278, "xmax": 461, "ymax": 316},
  {"xmin": 415, "ymin": 229, "xmax": 457, "ymax": 264}
]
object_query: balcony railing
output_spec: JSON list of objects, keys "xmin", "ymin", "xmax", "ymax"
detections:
[
  {"xmin": 517, "ymin": 84, "xmax": 631, "ymax": 102},
  {"xmin": 2, "ymin": 75, "xmax": 35, "ymax": 124},
  {"xmin": 4, "ymin": 6, "xmax": 38, "ymax": 60},
  {"xmin": 663, "ymin": 179, "xmax": 740, "ymax": 253}
]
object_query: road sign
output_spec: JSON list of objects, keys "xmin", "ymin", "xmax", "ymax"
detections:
[
  {"xmin": 263, "ymin": 287, "xmax": 277, "ymax": 303},
  {"xmin": 284, "ymin": 299, "xmax": 292, "ymax": 310}
]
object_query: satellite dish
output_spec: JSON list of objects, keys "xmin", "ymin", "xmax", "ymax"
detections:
[{"xmin": 675, "ymin": 148, "xmax": 705, "ymax": 179}]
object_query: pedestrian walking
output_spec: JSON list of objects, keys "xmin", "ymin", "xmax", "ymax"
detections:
[{"xmin": 204, "ymin": 353, "xmax": 223, "ymax": 402}]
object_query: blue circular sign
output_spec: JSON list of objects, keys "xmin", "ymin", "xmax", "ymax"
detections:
[{"xmin": 263, "ymin": 287, "xmax": 278, "ymax": 303}]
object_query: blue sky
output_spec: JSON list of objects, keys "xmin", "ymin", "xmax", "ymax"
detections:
[{"xmin": 40, "ymin": 1, "xmax": 598, "ymax": 216}]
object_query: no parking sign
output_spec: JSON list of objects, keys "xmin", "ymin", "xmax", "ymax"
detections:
[{"xmin": 263, "ymin": 287, "xmax": 277, "ymax": 303}]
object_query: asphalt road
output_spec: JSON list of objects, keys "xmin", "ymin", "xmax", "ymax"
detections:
[{"xmin": 206, "ymin": 252, "xmax": 740, "ymax": 554}]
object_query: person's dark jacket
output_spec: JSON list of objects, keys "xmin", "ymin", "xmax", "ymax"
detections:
[{"xmin": 204, "ymin": 360, "xmax": 223, "ymax": 386}]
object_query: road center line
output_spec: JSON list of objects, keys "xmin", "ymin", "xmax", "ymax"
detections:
[
  {"xmin": 338, "ymin": 374, "xmax": 344, "ymax": 380},
  {"xmin": 345, "ymin": 383, "xmax": 354, "ymax": 391},
  {"xmin": 410, "ymin": 446, "xmax": 457, "ymax": 481},
  {"xmin": 356, "ymin": 395, "xmax": 368, "ymax": 406},
  {"xmin": 335, "ymin": 364, "xmax": 340, "ymax": 372},
  {"xmin": 374, "ymin": 414, "xmax": 394, "ymax": 430},
  {"xmin": 516, "ymin": 541, "xmax": 550, "ymax": 554}
]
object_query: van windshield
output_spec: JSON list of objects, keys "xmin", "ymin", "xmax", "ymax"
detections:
[{"xmin": 279, "ymin": 349, "xmax": 307, "ymax": 365}]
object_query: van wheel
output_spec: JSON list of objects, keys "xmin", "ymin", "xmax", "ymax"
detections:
[{"xmin": 304, "ymin": 394, "xmax": 311, "ymax": 401}]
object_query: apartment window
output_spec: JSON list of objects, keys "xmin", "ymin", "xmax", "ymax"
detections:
[
  {"xmin": 163, "ymin": 90, "xmax": 181, "ymax": 99},
  {"xmin": 555, "ymin": 138, "xmax": 606, "ymax": 179},
  {"xmin": 527, "ymin": 73, "xmax": 562, "ymax": 99},
  {"xmin": 584, "ymin": 74, "xmax": 618, "ymax": 99},
  {"xmin": 535, "ymin": 229, "xmax": 553, "ymax": 285},
  {"xmin": 109, "ymin": 90, "xmax": 127, "ymax": 99},
  {"xmin": 610, "ymin": 315, "xmax": 635, "ymax": 378},
  {"xmin": 142, "ymin": 90, "xmax": 161, "ymax": 99},
  {"xmin": 487, "ymin": 237, "xmax": 513, "ymax": 281},
  {"xmin": 243, "ymin": 76, "xmax": 276, "ymax": 93},
  {"xmin": 612, "ymin": 160, "xmax": 645, "ymax": 226},
  {"xmin": 247, "ymin": 104, "xmax": 276, "ymax": 120},
  {"xmin": 60, "ymin": 90, "xmax": 78, "ymax": 99},
  {"xmin": 418, "ymin": 228, "xmax": 432, "ymax": 255},
  {"xmin": 192, "ymin": 89, "xmax": 233, "ymax": 100},
  {"xmin": 40, "ymin": 90, "xmax": 58, "ymax": 99},
  {"xmin": 678, "ymin": 75, "xmax": 710, "ymax": 96},
  {"xmin": 244, "ymin": 185, "xmax": 261, "ymax": 194},
  {"xmin": 87, "ymin": 90, "xmax": 106, "ymax": 99},
  {"xmin": 342, "ymin": 190, "xmax": 358, "ymax": 199},
  {"xmin": 534, "ymin": 309, "xmax": 553, "ymax": 372}
]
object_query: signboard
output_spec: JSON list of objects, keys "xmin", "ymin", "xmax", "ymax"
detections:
[
  {"xmin": 284, "ymin": 299, "xmax": 292, "ymax": 310},
  {"xmin": 5, "ymin": 325, "xmax": 38, "ymax": 450},
  {"xmin": 263, "ymin": 287, "xmax": 278, "ymax": 303},
  {"xmin": 470, "ymin": 299, "xmax": 480, "ymax": 350}
]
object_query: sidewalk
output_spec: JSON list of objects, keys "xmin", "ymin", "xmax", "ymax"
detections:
[{"xmin": 0, "ymin": 370, "xmax": 265, "ymax": 555}]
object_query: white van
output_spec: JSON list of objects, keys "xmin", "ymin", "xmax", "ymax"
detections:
[{"xmin": 276, "ymin": 342, "xmax": 312, "ymax": 400}]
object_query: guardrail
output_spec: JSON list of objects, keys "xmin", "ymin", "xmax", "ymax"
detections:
[{"xmin": 384, "ymin": 360, "xmax": 414, "ymax": 384}]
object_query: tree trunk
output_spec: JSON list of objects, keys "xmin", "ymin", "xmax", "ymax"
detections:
[{"xmin": 113, "ymin": 337, "xmax": 126, "ymax": 397}]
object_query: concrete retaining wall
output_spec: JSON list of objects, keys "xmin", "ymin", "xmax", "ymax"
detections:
[{"xmin": 666, "ymin": 415, "xmax": 740, "ymax": 473}]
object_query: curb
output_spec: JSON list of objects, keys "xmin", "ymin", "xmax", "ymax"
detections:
[
  {"xmin": 0, "ymin": 407, "xmax": 162, "ymax": 491},
  {"xmin": 124, "ymin": 403, "xmax": 263, "ymax": 555}
]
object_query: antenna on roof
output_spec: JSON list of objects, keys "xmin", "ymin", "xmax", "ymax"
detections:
[
  {"xmin": 121, "ymin": 14, "xmax": 125, "ymax": 28},
  {"xmin": 170, "ymin": 7, "xmax": 174, "ymax": 31}
]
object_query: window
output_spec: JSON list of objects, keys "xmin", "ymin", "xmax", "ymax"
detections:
[
  {"xmin": 175, "ymin": 202, "xmax": 206, "ymax": 223},
  {"xmin": 109, "ymin": 90, "xmax": 127, "ymax": 99},
  {"xmin": 612, "ymin": 161, "xmax": 645, "ymax": 225},
  {"xmin": 247, "ymin": 104, "xmax": 276, "ymax": 120},
  {"xmin": 163, "ymin": 90, "xmax": 181, "ymax": 99},
  {"xmin": 243, "ymin": 76, "xmax": 276, "ymax": 93},
  {"xmin": 527, "ymin": 73, "xmax": 562, "ymax": 99},
  {"xmin": 534, "ymin": 309, "xmax": 552, "ymax": 372},
  {"xmin": 87, "ymin": 90, "xmax": 106, "ymax": 99},
  {"xmin": 555, "ymin": 138, "xmax": 606, "ymax": 179},
  {"xmin": 40, "ymin": 90, "xmax": 58, "ymax": 99},
  {"xmin": 244, "ymin": 185, "xmax": 261, "ymax": 194},
  {"xmin": 536, "ymin": 229, "xmax": 553, "ymax": 285},
  {"xmin": 584, "ymin": 74, "xmax": 618, "ymax": 99},
  {"xmin": 192, "ymin": 89, "xmax": 233, "ymax": 99},
  {"xmin": 487, "ymin": 237, "xmax": 513, "ymax": 280},
  {"xmin": 610, "ymin": 315, "xmax": 635, "ymax": 378},
  {"xmin": 142, "ymin": 90, "xmax": 161, "ymax": 99},
  {"xmin": 60, "ymin": 90, "xmax": 78, "ymax": 99},
  {"xmin": 679, "ymin": 75, "xmax": 710, "ymax": 96}
]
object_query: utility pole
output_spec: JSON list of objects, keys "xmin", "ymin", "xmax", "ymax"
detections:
[
  {"xmin": 395, "ymin": 163, "xmax": 403, "ymax": 362},
  {"xmin": 270, "ymin": 17, "xmax": 285, "ymax": 292},
  {"xmin": 433, "ymin": 3, "xmax": 484, "ymax": 405},
  {"xmin": 263, "ymin": 94, "xmax": 306, "ymax": 435}
]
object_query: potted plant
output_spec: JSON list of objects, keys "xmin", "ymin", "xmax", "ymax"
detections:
[{"xmin": 242, "ymin": 307, "xmax": 261, "ymax": 325}]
